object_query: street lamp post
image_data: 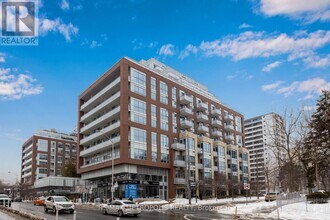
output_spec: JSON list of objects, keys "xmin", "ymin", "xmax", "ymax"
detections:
[{"xmin": 96, "ymin": 130, "xmax": 115, "ymax": 200}]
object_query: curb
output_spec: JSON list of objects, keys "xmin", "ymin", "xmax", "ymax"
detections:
[{"xmin": 0, "ymin": 205, "xmax": 45, "ymax": 220}]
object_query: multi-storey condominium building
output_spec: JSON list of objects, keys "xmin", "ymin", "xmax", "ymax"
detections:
[
  {"xmin": 244, "ymin": 113, "xmax": 286, "ymax": 194},
  {"xmin": 77, "ymin": 57, "xmax": 249, "ymax": 199},
  {"xmin": 21, "ymin": 129, "xmax": 77, "ymax": 186}
]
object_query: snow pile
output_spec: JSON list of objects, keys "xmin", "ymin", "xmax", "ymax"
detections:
[{"xmin": 139, "ymin": 200, "xmax": 168, "ymax": 205}]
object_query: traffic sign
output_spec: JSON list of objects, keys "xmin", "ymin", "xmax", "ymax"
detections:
[
  {"xmin": 111, "ymin": 187, "xmax": 115, "ymax": 193},
  {"xmin": 244, "ymin": 183, "xmax": 250, "ymax": 190}
]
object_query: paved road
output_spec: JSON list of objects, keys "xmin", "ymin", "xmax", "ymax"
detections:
[{"xmin": 10, "ymin": 202, "xmax": 235, "ymax": 220}]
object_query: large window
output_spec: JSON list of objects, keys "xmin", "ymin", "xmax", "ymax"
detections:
[
  {"xmin": 220, "ymin": 161, "xmax": 226, "ymax": 172},
  {"xmin": 172, "ymin": 112, "xmax": 177, "ymax": 133},
  {"xmin": 160, "ymin": 108, "xmax": 169, "ymax": 131},
  {"xmin": 236, "ymin": 135, "xmax": 243, "ymax": 147},
  {"xmin": 160, "ymin": 135, "xmax": 169, "ymax": 163},
  {"xmin": 235, "ymin": 116, "xmax": 242, "ymax": 132},
  {"xmin": 160, "ymin": 81, "xmax": 168, "ymax": 104},
  {"xmin": 130, "ymin": 98, "xmax": 146, "ymax": 125},
  {"xmin": 172, "ymin": 87, "xmax": 177, "ymax": 108},
  {"xmin": 130, "ymin": 127, "xmax": 147, "ymax": 160},
  {"xmin": 152, "ymin": 132, "xmax": 157, "ymax": 162},
  {"xmin": 151, "ymin": 77, "xmax": 156, "ymax": 100},
  {"xmin": 204, "ymin": 158, "xmax": 211, "ymax": 168},
  {"xmin": 130, "ymin": 68, "xmax": 146, "ymax": 96},
  {"xmin": 219, "ymin": 146, "xmax": 225, "ymax": 157},
  {"xmin": 37, "ymin": 139, "xmax": 48, "ymax": 152},
  {"xmin": 151, "ymin": 105, "xmax": 157, "ymax": 128}
]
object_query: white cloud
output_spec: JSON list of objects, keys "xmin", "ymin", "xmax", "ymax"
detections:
[
  {"xmin": 226, "ymin": 75, "xmax": 237, "ymax": 81},
  {"xmin": 179, "ymin": 44, "xmax": 198, "ymax": 59},
  {"xmin": 158, "ymin": 44, "xmax": 175, "ymax": 56},
  {"xmin": 261, "ymin": 81, "xmax": 284, "ymax": 91},
  {"xmin": 90, "ymin": 40, "xmax": 102, "ymax": 48},
  {"xmin": 262, "ymin": 61, "xmax": 282, "ymax": 72},
  {"xmin": 0, "ymin": 68, "xmax": 43, "ymax": 100},
  {"xmin": 302, "ymin": 106, "xmax": 317, "ymax": 111},
  {"xmin": 60, "ymin": 0, "xmax": 70, "ymax": 11},
  {"xmin": 303, "ymin": 54, "xmax": 330, "ymax": 68},
  {"xmin": 197, "ymin": 30, "xmax": 330, "ymax": 68},
  {"xmin": 263, "ymin": 78, "xmax": 330, "ymax": 98},
  {"xmin": 133, "ymin": 41, "xmax": 158, "ymax": 50},
  {"xmin": 81, "ymin": 39, "xmax": 102, "ymax": 48},
  {"xmin": 259, "ymin": 0, "xmax": 330, "ymax": 23},
  {"xmin": 239, "ymin": 23, "xmax": 253, "ymax": 29},
  {"xmin": 39, "ymin": 18, "xmax": 78, "ymax": 41}
]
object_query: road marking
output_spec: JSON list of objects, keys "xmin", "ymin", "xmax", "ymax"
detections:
[{"xmin": 184, "ymin": 214, "xmax": 192, "ymax": 220}]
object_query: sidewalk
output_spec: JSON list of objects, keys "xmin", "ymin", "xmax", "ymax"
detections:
[{"xmin": 0, "ymin": 210, "xmax": 23, "ymax": 220}]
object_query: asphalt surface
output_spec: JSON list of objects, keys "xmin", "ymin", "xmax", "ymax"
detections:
[{"xmin": 10, "ymin": 202, "xmax": 236, "ymax": 220}]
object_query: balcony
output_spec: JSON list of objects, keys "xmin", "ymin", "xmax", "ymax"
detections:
[
  {"xmin": 212, "ymin": 130, "xmax": 222, "ymax": 137},
  {"xmin": 23, "ymin": 150, "xmax": 32, "ymax": 160},
  {"xmin": 80, "ymin": 91, "xmax": 120, "ymax": 123},
  {"xmin": 80, "ymin": 136, "xmax": 120, "ymax": 157},
  {"xmin": 225, "ymin": 124, "xmax": 235, "ymax": 131},
  {"xmin": 211, "ymin": 109, "xmax": 222, "ymax": 117},
  {"xmin": 80, "ymin": 121, "xmax": 120, "ymax": 146},
  {"xmin": 80, "ymin": 106, "xmax": 120, "ymax": 134},
  {"xmin": 180, "ymin": 119, "xmax": 193, "ymax": 128},
  {"xmin": 174, "ymin": 160, "xmax": 186, "ymax": 167},
  {"xmin": 198, "ymin": 163, "xmax": 203, "ymax": 169},
  {"xmin": 174, "ymin": 178, "xmax": 186, "ymax": 185},
  {"xmin": 22, "ymin": 157, "xmax": 32, "ymax": 166},
  {"xmin": 211, "ymin": 119, "xmax": 222, "ymax": 127},
  {"xmin": 22, "ymin": 164, "xmax": 32, "ymax": 172},
  {"xmin": 197, "ymin": 113, "xmax": 208, "ymax": 122},
  {"xmin": 213, "ymin": 151, "xmax": 218, "ymax": 157},
  {"xmin": 196, "ymin": 102, "xmax": 208, "ymax": 111},
  {"xmin": 180, "ymin": 94, "xmax": 193, "ymax": 104},
  {"xmin": 81, "ymin": 77, "xmax": 120, "ymax": 112},
  {"xmin": 171, "ymin": 143, "xmax": 185, "ymax": 151},
  {"xmin": 197, "ymin": 125, "xmax": 209, "ymax": 134},
  {"xmin": 23, "ymin": 144, "xmax": 33, "ymax": 154},
  {"xmin": 22, "ymin": 172, "xmax": 32, "ymax": 179},
  {"xmin": 214, "ymin": 166, "xmax": 219, "ymax": 171},
  {"xmin": 225, "ymin": 134, "xmax": 235, "ymax": 141},
  {"xmin": 180, "ymin": 107, "xmax": 193, "ymax": 116},
  {"xmin": 224, "ymin": 114, "xmax": 234, "ymax": 121},
  {"xmin": 197, "ymin": 148, "xmax": 203, "ymax": 154}
]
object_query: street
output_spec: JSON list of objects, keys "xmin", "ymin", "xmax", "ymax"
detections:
[{"xmin": 10, "ymin": 202, "xmax": 236, "ymax": 220}]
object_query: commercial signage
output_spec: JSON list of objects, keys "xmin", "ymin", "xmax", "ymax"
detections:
[{"xmin": 124, "ymin": 184, "xmax": 138, "ymax": 198}]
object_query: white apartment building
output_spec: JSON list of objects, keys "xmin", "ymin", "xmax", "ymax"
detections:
[{"xmin": 244, "ymin": 113, "xmax": 286, "ymax": 194}]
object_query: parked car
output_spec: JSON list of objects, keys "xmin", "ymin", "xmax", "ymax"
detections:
[
  {"xmin": 0, "ymin": 194, "xmax": 11, "ymax": 207},
  {"xmin": 265, "ymin": 192, "xmax": 279, "ymax": 201},
  {"xmin": 44, "ymin": 196, "xmax": 75, "ymax": 214},
  {"xmin": 34, "ymin": 196, "xmax": 46, "ymax": 206},
  {"xmin": 14, "ymin": 197, "xmax": 22, "ymax": 202},
  {"xmin": 101, "ymin": 200, "xmax": 141, "ymax": 217}
]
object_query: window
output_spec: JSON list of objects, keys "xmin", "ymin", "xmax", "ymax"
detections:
[
  {"xmin": 204, "ymin": 158, "xmax": 211, "ymax": 168},
  {"xmin": 219, "ymin": 147, "xmax": 225, "ymax": 157},
  {"xmin": 151, "ymin": 77, "xmax": 156, "ymax": 100},
  {"xmin": 172, "ymin": 87, "xmax": 177, "ymax": 108},
  {"xmin": 203, "ymin": 142, "xmax": 211, "ymax": 153},
  {"xmin": 236, "ymin": 135, "xmax": 243, "ymax": 147},
  {"xmin": 242, "ymin": 153, "xmax": 248, "ymax": 161},
  {"xmin": 129, "ymin": 127, "xmax": 147, "ymax": 160},
  {"xmin": 130, "ymin": 98, "xmax": 146, "ymax": 125},
  {"xmin": 160, "ymin": 108, "xmax": 169, "ymax": 131},
  {"xmin": 130, "ymin": 68, "xmax": 146, "ymax": 96},
  {"xmin": 160, "ymin": 135, "xmax": 169, "ymax": 163},
  {"xmin": 38, "ymin": 168, "xmax": 47, "ymax": 174},
  {"xmin": 151, "ymin": 105, "xmax": 157, "ymax": 128},
  {"xmin": 220, "ymin": 161, "xmax": 226, "ymax": 172},
  {"xmin": 152, "ymin": 132, "xmax": 157, "ymax": 162},
  {"xmin": 39, "ymin": 161, "xmax": 47, "ymax": 166},
  {"xmin": 172, "ymin": 112, "xmax": 177, "ymax": 133},
  {"xmin": 39, "ymin": 154, "xmax": 48, "ymax": 160},
  {"xmin": 160, "ymin": 81, "xmax": 168, "ymax": 104},
  {"xmin": 37, "ymin": 139, "xmax": 48, "ymax": 152},
  {"xmin": 235, "ymin": 116, "xmax": 242, "ymax": 132}
]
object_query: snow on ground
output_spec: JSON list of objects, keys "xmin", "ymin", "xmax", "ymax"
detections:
[
  {"xmin": 267, "ymin": 202, "xmax": 330, "ymax": 220},
  {"xmin": 139, "ymin": 200, "xmax": 168, "ymax": 205},
  {"xmin": 216, "ymin": 200, "xmax": 330, "ymax": 220},
  {"xmin": 162, "ymin": 196, "xmax": 263, "ymax": 209}
]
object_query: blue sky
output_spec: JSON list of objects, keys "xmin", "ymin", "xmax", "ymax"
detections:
[{"xmin": 1, "ymin": 0, "xmax": 330, "ymax": 183}]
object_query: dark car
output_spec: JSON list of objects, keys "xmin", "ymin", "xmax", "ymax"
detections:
[{"xmin": 14, "ymin": 197, "xmax": 22, "ymax": 202}]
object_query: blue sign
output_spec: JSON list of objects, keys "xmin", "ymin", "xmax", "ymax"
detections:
[{"xmin": 124, "ymin": 184, "xmax": 138, "ymax": 198}]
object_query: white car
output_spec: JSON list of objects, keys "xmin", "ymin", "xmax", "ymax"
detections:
[
  {"xmin": 44, "ymin": 196, "xmax": 75, "ymax": 214},
  {"xmin": 101, "ymin": 200, "xmax": 141, "ymax": 217},
  {"xmin": 0, "ymin": 194, "xmax": 11, "ymax": 207}
]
